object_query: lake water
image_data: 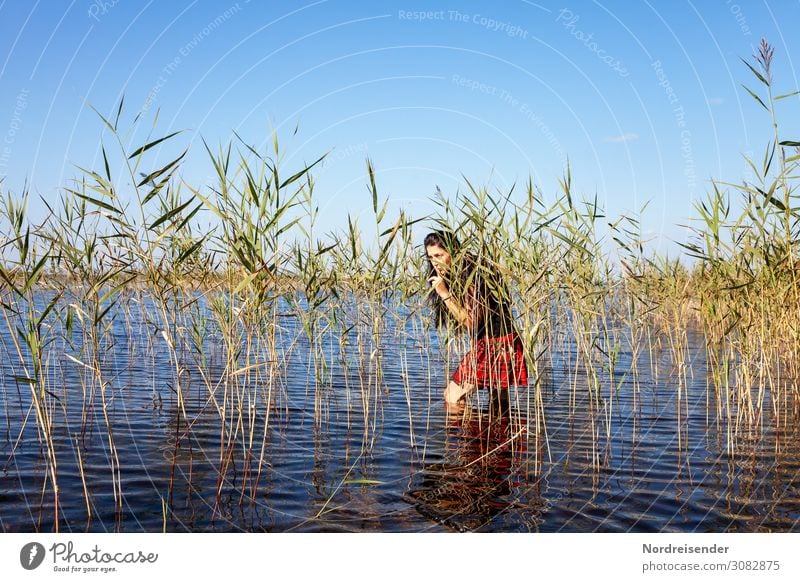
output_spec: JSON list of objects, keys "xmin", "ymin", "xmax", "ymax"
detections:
[{"xmin": 1, "ymin": 293, "xmax": 799, "ymax": 532}]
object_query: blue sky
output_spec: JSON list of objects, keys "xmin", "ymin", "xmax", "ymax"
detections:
[{"xmin": 0, "ymin": 0, "xmax": 798, "ymax": 254}]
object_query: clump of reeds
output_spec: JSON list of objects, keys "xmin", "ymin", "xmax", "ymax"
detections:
[{"xmin": 681, "ymin": 39, "xmax": 800, "ymax": 449}]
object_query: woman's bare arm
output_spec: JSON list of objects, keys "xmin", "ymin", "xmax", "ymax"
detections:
[{"xmin": 429, "ymin": 274, "xmax": 482, "ymax": 331}]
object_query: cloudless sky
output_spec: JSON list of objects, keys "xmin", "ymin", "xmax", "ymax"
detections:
[{"xmin": 0, "ymin": 0, "xmax": 798, "ymax": 255}]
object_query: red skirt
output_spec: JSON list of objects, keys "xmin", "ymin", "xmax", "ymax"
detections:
[{"xmin": 452, "ymin": 333, "xmax": 528, "ymax": 388}]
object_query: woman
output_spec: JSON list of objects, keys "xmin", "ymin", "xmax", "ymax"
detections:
[{"xmin": 424, "ymin": 230, "xmax": 528, "ymax": 405}]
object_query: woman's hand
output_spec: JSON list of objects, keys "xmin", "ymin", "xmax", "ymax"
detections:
[
  {"xmin": 428, "ymin": 275, "xmax": 449, "ymax": 298},
  {"xmin": 429, "ymin": 276, "xmax": 475, "ymax": 330}
]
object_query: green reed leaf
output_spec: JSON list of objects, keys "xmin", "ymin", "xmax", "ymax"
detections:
[
  {"xmin": 149, "ymin": 197, "xmax": 195, "ymax": 231},
  {"xmin": 138, "ymin": 150, "xmax": 187, "ymax": 188},
  {"xmin": 279, "ymin": 154, "xmax": 326, "ymax": 190},
  {"xmin": 175, "ymin": 235, "xmax": 209, "ymax": 266},
  {"xmin": 114, "ymin": 96, "xmax": 124, "ymax": 130},
  {"xmin": 740, "ymin": 57, "xmax": 769, "ymax": 87},
  {"xmin": 12, "ymin": 375, "xmax": 37, "ymax": 385},
  {"xmin": 128, "ymin": 131, "xmax": 182, "ymax": 159},
  {"xmin": 775, "ymin": 90, "xmax": 800, "ymax": 100},
  {"xmin": 21, "ymin": 254, "xmax": 49, "ymax": 295},
  {"xmin": 67, "ymin": 189, "xmax": 121, "ymax": 214},
  {"xmin": 99, "ymin": 275, "xmax": 136, "ymax": 305},
  {"xmin": 741, "ymin": 84, "xmax": 769, "ymax": 111}
]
